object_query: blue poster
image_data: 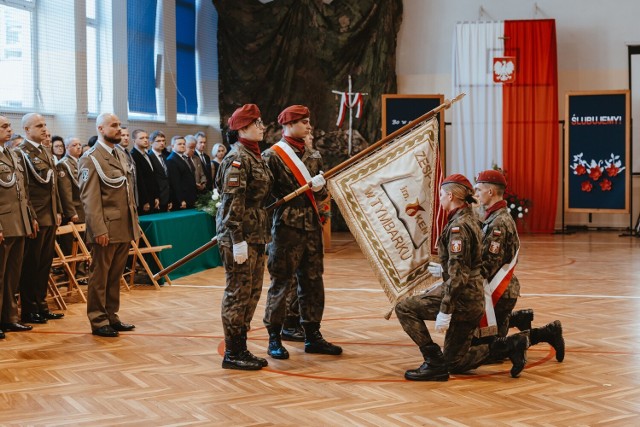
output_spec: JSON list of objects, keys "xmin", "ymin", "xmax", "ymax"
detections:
[{"xmin": 566, "ymin": 91, "xmax": 629, "ymax": 212}]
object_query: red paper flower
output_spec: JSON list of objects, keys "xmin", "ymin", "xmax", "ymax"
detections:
[
  {"xmin": 581, "ymin": 181, "xmax": 593, "ymax": 192},
  {"xmin": 599, "ymin": 179, "xmax": 612, "ymax": 191},
  {"xmin": 589, "ymin": 166, "xmax": 602, "ymax": 181},
  {"xmin": 575, "ymin": 164, "xmax": 587, "ymax": 175},
  {"xmin": 605, "ymin": 164, "xmax": 619, "ymax": 177}
]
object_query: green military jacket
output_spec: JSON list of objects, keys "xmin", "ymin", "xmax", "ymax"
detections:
[
  {"xmin": 482, "ymin": 203, "xmax": 520, "ymax": 298},
  {"xmin": 438, "ymin": 205, "xmax": 484, "ymax": 316},
  {"xmin": 262, "ymin": 140, "xmax": 327, "ymax": 232},
  {"xmin": 216, "ymin": 143, "xmax": 273, "ymax": 246}
]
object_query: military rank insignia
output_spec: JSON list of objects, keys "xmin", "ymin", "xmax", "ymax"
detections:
[
  {"xmin": 489, "ymin": 241, "xmax": 500, "ymax": 254},
  {"xmin": 450, "ymin": 239, "xmax": 462, "ymax": 253},
  {"xmin": 228, "ymin": 175, "xmax": 240, "ymax": 187},
  {"xmin": 232, "ymin": 160, "xmax": 241, "ymax": 168}
]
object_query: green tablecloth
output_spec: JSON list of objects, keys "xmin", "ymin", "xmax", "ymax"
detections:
[{"xmin": 138, "ymin": 209, "xmax": 222, "ymax": 280}]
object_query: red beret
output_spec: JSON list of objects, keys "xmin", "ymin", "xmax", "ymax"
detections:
[
  {"xmin": 228, "ymin": 104, "xmax": 261, "ymax": 130},
  {"xmin": 476, "ymin": 169, "xmax": 507, "ymax": 187},
  {"xmin": 441, "ymin": 173, "xmax": 473, "ymax": 191},
  {"xmin": 278, "ymin": 105, "xmax": 310, "ymax": 125}
]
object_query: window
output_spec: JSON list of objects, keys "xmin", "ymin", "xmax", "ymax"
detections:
[
  {"xmin": 127, "ymin": 0, "xmax": 158, "ymax": 115},
  {"xmin": 86, "ymin": 0, "xmax": 99, "ymax": 114},
  {"xmin": 176, "ymin": 0, "xmax": 198, "ymax": 117},
  {"xmin": 0, "ymin": 0, "xmax": 35, "ymax": 109}
]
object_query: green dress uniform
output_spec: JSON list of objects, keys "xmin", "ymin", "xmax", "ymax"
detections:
[
  {"xmin": 0, "ymin": 147, "xmax": 34, "ymax": 325},
  {"xmin": 79, "ymin": 142, "xmax": 139, "ymax": 332}
]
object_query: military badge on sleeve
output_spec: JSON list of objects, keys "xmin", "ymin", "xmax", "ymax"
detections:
[
  {"xmin": 489, "ymin": 241, "xmax": 501, "ymax": 254},
  {"xmin": 228, "ymin": 174, "xmax": 240, "ymax": 187},
  {"xmin": 450, "ymin": 239, "xmax": 462, "ymax": 253},
  {"xmin": 80, "ymin": 168, "xmax": 89, "ymax": 182},
  {"xmin": 232, "ymin": 160, "xmax": 241, "ymax": 169}
]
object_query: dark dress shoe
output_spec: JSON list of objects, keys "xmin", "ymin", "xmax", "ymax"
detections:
[
  {"xmin": 41, "ymin": 311, "xmax": 65, "ymax": 320},
  {"xmin": 1, "ymin": 322, "xmax": 33, "ymax": 332},
  {"xmin": 21, "ymin": 313, "xmax": 48, "ymax": 324},
  {"xmin": 0, "ymin": 330, "xmax": 5, "ymax": 339},
  {"xmin": 92, "ymin": 325, "xmax": 119, "ymax": 337},
  {"xmin": 110, "ymin": 321, "xmax": 135, "ymax": 332}
]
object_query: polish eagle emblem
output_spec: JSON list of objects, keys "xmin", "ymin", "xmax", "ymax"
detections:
[{"xmin": 493, "ymin": 57, "xmax": 516, "ymax": 83}]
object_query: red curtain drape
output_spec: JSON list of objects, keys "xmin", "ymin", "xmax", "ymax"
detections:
[{"xmin": 503, "ymin": 19, "xmax": 558, "ymax": 233}]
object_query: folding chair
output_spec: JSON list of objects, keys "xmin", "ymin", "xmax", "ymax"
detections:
[
  {"xmin": 48, "ymin": 223, "xmax": 90, "ymax": 308},
  {"xmin": 128, "ymin": 225, "xmax": 172, "ymax": 290}
]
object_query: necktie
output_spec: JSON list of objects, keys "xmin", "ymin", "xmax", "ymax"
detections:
[
  {"xmin": 159, "ymin": 154, "xmax": 168, "ymax": 174},
  {"xmin": 112, "ymin": 148, "xmax": 120, "ymax": 161},
  {"xmin": 184, "ymin": 155, "xmax": 195, "ymax": 173}
]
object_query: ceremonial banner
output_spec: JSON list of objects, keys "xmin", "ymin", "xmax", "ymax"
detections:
[{"xmin": 328, "ymin": 118, "xmax": 440, "ymax": 302}]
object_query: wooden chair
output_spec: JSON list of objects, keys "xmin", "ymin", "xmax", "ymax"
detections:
[
  {"xmin": 48, "ymin": 223, "xmax": 91, "ymax": 308},
  {"xmin": 128, "ymin": 225, "xmax": 172, "ymax": 290}
]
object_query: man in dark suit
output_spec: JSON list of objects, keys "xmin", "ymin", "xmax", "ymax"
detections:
[
  {"xmin": 79, "ymin": 113, "xmax": 139, "ymax": 337},
  {"xmin": 149, "ymin": 131, "xmax": 171, "ymax": 212},
  {"xmin": 194, "ymin": 131, "xmax": 213, "ymax": 191},
  {"xmin": 17, "ymin": 113, "xmax": 64, "ymax": 324},
  {"xmin": 166, "ymin": 136, "xmax": 197, "ymax": 209},
  {"xmin": 0, "ymin": 115, "xmax": 36, "ymax": 336},
  {"xmin": 130, "ymin": 129, "xmax": 160, "ymax": 215}
]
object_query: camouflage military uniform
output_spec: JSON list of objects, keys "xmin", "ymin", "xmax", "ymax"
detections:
[
  {"xmin": 451, "ymin": 201, "xmax": 522, "ymax": 373},
  {"xmin": 481, "ymin": 201, "xmax": 520, "ymax": 336},
  {"xmin": 262, "ymin": 141, "xmax": 327, "ymax": 329},
  {"xmin": 216, "ymin": 143, "xmax": 273, "ymax": 339},
  {"xmin": 395, "ymin": 205, "xmax": 485, "ymax": 368}
]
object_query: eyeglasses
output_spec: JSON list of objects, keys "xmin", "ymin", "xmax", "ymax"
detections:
[{"xmin": 254, "ymin": 119, "xmax": 264, "ymax": 127}]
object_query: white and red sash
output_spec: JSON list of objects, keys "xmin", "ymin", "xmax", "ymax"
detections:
[
  {"xmin": 272, "ymin": 141, "xmax": 319, "ymax": 216},
  {"xmin": 478, "ymin": 249, "xmax": 519, "ymax": 337}
]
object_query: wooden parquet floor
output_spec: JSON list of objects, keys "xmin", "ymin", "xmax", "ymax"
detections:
[{"xmin": 2, "ymin": 231, "xmax": 640, "ymax": 426}]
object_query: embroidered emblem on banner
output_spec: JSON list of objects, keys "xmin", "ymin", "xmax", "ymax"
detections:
[
  {"xmin": 493, "ymin": 57, "xmax": 516, "ymax": 83},
  {"xmin": 489, "ymin": 241, "xmax": 500, "ymax": 254},
  {"xmin": 326, "ymin": 117, "xmax": 441, "ymax": 304},
  {"xmin": 80, "ymin": 168, "xmax": 89, "ymax": 181},
  {"xmin": 450, "ymin": 239, "xmax": 462, "ymax": 253}
]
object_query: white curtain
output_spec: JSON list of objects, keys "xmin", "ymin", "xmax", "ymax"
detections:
[{"xmin": 450, "ymin": 21, "xmax": 504, "ymax": 179}]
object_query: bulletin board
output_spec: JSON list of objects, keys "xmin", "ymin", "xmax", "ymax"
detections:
[
  {"xmin": 564, "ymin": 90, "xmax": 630, "ymax": 213},
  {"xmin": 381, "ymin": 94, "xmax": 446, "ymax": 168}
]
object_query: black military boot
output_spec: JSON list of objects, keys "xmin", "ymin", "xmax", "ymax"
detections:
[
  {"xmin": 302, "ymin": 322, "xmax": 342, "ymax": 355},
  {"xmin": 240, "ymin": 329, "xmax": 268, "ymax": 367},
  {"xmin": 221, "ymin": 336, "xmax": 263, "ymax": 370},
  {"xmin": 509, "ymin": 309, "xmax": 534, "ymax": 331},
  {"xmin": 281, "ymin": 316, "xmax": 305, "ymax": 342},
  {"xmin": 530, "ymin": 320, "xmax": 565, "ymax": 362},
  {"xmin": 267, "ymin": 326, "xmax": 290, "ymax": 359},
  {"xmin": 404, "ymin": 343, "xmax": 449, "ymax": 381},
  {"xmin": 490, "ymin": 332, "xmax": 529, "ymax": 378}
]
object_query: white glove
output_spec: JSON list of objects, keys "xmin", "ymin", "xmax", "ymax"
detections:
[
  {"xmin": 435, "ymin": 312, "xmax": 452, "ymax": 334},
  {"xmin": 232, "ymin": 241, "xmax": 248, "ymax": 264},
  {"xmin": 428, "ymin": 262, "xmax": 443, "ymax": 278},
  {"xmin": 310, "ymin": 174, "xmax": 326, "ymax": 192}
]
